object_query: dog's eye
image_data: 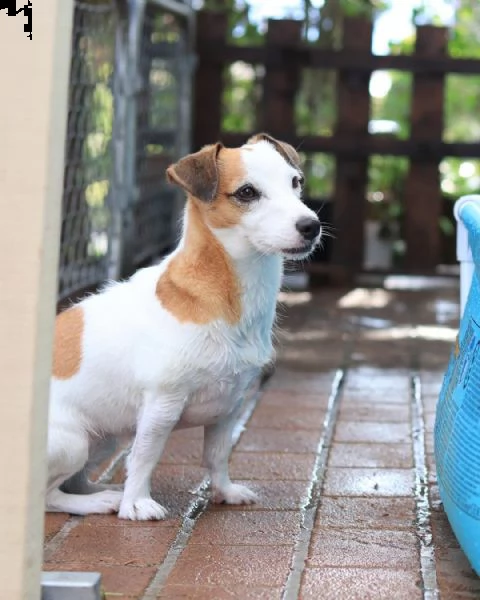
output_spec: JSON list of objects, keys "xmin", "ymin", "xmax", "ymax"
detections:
[
  {"xmin": 234, "ymin": 184, "xmax": 259, "ymax": 202},
  {"xmin": 292, "ymin": 176, "xmax": 304, "ymax": 190}
]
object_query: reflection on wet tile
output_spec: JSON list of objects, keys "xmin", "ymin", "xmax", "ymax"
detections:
[{"xmin": 324, "ymin": 468, "xmax": 415, "ymax": 497}]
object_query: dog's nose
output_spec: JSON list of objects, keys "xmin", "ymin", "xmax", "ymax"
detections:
[{"xmin": 296, "ymin": 217, "xmax": 321, "ymax": 241}]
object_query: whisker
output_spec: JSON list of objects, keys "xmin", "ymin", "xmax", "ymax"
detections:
[{"xmin": 320, "ymin": 231, "xmax": 336, "ymax": 240}]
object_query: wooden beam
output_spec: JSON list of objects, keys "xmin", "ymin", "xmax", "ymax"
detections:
[
  {"xmin": 0, "ymin": 2, "xmax": 74, "ymax": 597},
  {"xmin": 331, "ymin": 17, "xmax": 372, "ymax": 275},
  {"xmin": 193, "ymin": 11, "xmax": 227, "ymax": 149},
  {"xmin": 261, "ymin": 19, "xmax": 302, "ymax": 136},
  {"xmin": 405, "ymin": 26, "xmax": 448, "ymax": 270},
  {"xmin": 198, "ymin": 40, "xmax": 480, "ymax": 75},
  {"xmin": 217, "ymin": 132, "xmax": 480, "ymax": 160}
]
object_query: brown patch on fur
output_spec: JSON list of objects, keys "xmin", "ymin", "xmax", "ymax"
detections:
[
  {"xmin": 248, "ymin": 132, "xmax": 301, "ymax": 169},
  {"xmin": 158, "ymin": 145, "xmax": 251, "ymax": 323},
  {"xmin": 52, "ymin": 306, "xmax": 84, "ymax": 379},
  {"xmin": 166, "ymin": 145, "xmax": 248, "ymax": 230},
  {"xmin": 166, "ymin": 143, "xmax": 223, "ymax": 203},
  {"xmin": 204, "ymin": 148, "xmax": 247, "ymax": 229},
  {"xmin": 156, "ymin": 200, "xmax": 242, "ymax": 324}
]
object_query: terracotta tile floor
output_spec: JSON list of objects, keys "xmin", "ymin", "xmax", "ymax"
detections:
[{"xmin": 43, "ymin": 278, "xmax": 480, "ymax": 599}]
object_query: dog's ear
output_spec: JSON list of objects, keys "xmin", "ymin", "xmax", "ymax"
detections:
[
  {"xmin": 166, "ymin": 143, "xmax": 224, "ymax": 202},
  {"xmin": 248, "ymin": 133, "xmax": 301, "ymax": 169}
]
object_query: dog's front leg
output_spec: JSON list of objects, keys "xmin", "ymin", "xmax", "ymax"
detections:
[
  {"xmin": 203, "ymin": 403, "xmax": 257, "ymax": 505},
  {"xmin": 119, "ymin": 392, "xmax": 184, "ymax": 520}
]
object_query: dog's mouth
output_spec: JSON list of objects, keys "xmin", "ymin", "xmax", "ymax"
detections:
[{"xmin": 281, "ymin": 243, "xmax": 315, "ymax": 259}]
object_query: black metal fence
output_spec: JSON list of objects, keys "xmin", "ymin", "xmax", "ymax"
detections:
[{"xmin": 58, "ymin": 0, "xmax": 194, "ymax": 303}]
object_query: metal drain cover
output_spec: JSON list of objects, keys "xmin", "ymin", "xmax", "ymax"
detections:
[{"xmin": 41, "ymin": 572, "xmax": 102, "ymax": 600}]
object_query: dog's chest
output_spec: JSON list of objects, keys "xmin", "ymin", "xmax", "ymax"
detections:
[
  {"xmin": 174, "ymin": 287, "xmax": 277, "ymax": 427},
  {"xmin": 161, "ymin": 254, "xmax": 280, "ymax": 428},
  {"xmin": 177, "ymin": 374, "xmax": 250, "ymax": 428},
  {"xmin": 196, "ymin": 301, "xmax": 275, "ymax": 372}
]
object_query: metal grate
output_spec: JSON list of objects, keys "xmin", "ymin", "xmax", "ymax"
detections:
[
  {"xmin": 59, "ymin": 1, "xmax": 116, "ymax": 301},
  {"xmin": 58, "ymin": 0, "xmax": 194, "ymax": 303},
  {"xmin": 133, "ymin": 4, "xmax": 189, "ymax": 267}
]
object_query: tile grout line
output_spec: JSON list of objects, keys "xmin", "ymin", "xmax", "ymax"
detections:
[
  {"xmin": 43, "ymin": 442, "xmax": 130, "ymax": 561},
  {"xmin": 43, "ymin": 516, "xmax": 83, "ymax": 562},
  {"xmin": 141, "ymin": 386, "xmax": 263, "ymax": 600},
  {"xmin": 411, "ymin": 373, "xmax": 439, "ymax": 600},
  {"xmin": 282, "ymin": 368, "xmax": 346, "ymax": 600}
]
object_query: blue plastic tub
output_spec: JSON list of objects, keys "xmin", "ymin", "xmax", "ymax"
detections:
[{"xmin": 435, "ymin": 195, "xmax": 480, "ymax": 575}]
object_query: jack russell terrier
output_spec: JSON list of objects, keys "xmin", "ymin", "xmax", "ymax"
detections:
[{"xmin": 47, "ymin": 133, "xmax": 322, "ymax": 520}]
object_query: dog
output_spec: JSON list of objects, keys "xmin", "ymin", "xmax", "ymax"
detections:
[{"xmin": 46, "ymin": 133, "xmax": 322, "ymax": 520}]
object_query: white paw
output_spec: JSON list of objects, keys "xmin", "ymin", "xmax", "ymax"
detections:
[
  {"xmin": 118, "ymin": 497, "xmax": 168, "ymax": 521},
  {"xmin": 85, "ymin": 490, "xmax": 123, "ymax": 514},
  {"xmin": 212, "ymin": 483, "xmax": 258, "ymax": 505}
]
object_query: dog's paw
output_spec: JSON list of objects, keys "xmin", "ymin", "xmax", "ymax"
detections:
[
  {"xmin": 118, "ymin": 497, "xmax": 167, "ymax": 521},
  {"xmin": 212, "ymin": 483, "xmax": 258, "ymax": 505},
  {"xmin": 84, "ymin": 490, "xmax": 123, "ymax": 514}
]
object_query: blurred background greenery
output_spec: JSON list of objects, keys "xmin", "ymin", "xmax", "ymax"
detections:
[{"xmin": 200, "ymin": 0, "xmax": 480, "ymax": 265}]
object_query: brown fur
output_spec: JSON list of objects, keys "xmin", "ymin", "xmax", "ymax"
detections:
[
  {"xmin": 156, "ymin": 199, "xmax": 242, "ymax": 324},
  {"xmin": 160, "ymin": 137, "xmax": 303, "ymax": 325},
  {"xmin": 52, "ymin": 306, "xmax": 84, "ymax": 379},
  {"xmin": 204, "ymin": 148, "xmax": 247, "ymax": 229},
  {"xmin": 166, "ymin": 143, "xmax": 223, "ymax": 203},
  {"xmin": 157, "ymin": 146, "xmax": 251, "ymax": 324}
]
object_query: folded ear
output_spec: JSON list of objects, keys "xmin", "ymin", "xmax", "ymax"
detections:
[
  {"xmin": 247, "ymin": 133, "xmax": 301, "ymax": 169},
  {"xmin": 166, "ymin": 143, "xmax": 224, "ymax": 202}
]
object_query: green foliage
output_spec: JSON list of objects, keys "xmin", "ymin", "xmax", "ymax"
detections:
[
  {"xmin": 222, "ymin": 62, "xmax": 261, "ymax": 132},
  {"xmin": 70, "ymin": 20, "xmax": 115, "ymax": 261},
  {"xmin": 213, "ymin": 1, "xmax": 265, "ymax": 132},
  {"xmin": 371, "ymin": 72, "xmax": 412, "ymax": 139},
  {"xmin": 203, "ymin": 0, "xmax": 263, "ymax": 45},
  {"xmin": 295, "ymin": 70, "xmax": 336, "ymax": 137},
  {"xmin": 365, "ymin": 0, "xmax": 480, "ymax": 244},
  {"xmin": 367, "ymin": 155, "xmax": 408, "ymax": 243},
  {"xmin": 445, "ymin": 75, "xmax": 480, "ymax": 143},
  {"xmin": 301, "ymin": 152, "xmax": 336, "ymax": 197},
  {"xmin": 150, "ymin": 60, "xmax": 177, "ymax": 129},
  {"xmin": 214, "ymin": 0, "xmax": 480, "ymax": 255},
  {"xmin": 440, "ymin": 158, "xmax": 480, "ymax": 200},
  {"xmin": 441, "ymin": 2, "xmax": 480, "ymax": 203},
  {"xmin": 339, "ymin": 0, "xmax": 386, "ymax": 18},
  {"xmin": 447, "ymin": 0, "xmax": 480, "ymax": 58}
]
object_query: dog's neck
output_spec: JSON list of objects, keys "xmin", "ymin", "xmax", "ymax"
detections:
[{"xmin": 156, "ymin": 199, "xmax": 282, "ymax": 326}]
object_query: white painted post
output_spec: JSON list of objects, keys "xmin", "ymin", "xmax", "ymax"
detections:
[{"xmin": 0, "ymin": 2, "xmax": 74, "ymax": 598}]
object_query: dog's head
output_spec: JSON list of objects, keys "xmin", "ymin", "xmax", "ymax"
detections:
[{"xmin": 166, "ymin": 133, "xmax": 321, "ymax": 260}]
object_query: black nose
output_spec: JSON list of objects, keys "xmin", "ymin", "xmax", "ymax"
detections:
[{"xmin": 296, "ymin": 217, "xmax": 321, "ymax": 241}]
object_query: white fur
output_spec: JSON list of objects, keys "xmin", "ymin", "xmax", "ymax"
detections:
[
  {"xmin": 46, "ymin": 140, "xmax": 321, "ymax": 520},
  {"xmin": 216, "ymin": 141, "xmax": 321, "ymax": 260}
]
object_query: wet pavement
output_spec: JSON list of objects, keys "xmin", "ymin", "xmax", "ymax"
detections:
[{"xmin": 43, "ymin": 278, "xmax": 480, "ymax": 599}]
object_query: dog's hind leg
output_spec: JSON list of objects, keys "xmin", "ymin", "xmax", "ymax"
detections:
[
  {"xmin": 61, "ymin": 467, "xmax": 124, "ymax": 495},
  {"xmin": 46, "ymin": 487, "xmax": 123, "ymax": 515},
  {"xmin": 46, "ymin": 426, "xmax": 122, "ymax": 515},
  {"xmin": 61, "ymin": 435, "xmax": 125, "ymax": 494}
]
